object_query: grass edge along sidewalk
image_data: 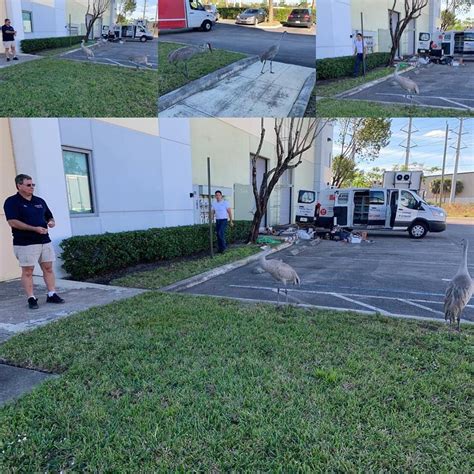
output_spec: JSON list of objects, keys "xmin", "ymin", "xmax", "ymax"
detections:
[{"xmin": 0, "ymin": 291, "xmax": 472, "ymax": 471}]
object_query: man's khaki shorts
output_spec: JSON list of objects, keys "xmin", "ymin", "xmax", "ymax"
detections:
[
  {"xmin": 3, "ymin": 41, "xmax": 15, "ymax": 49},
  {"xmin": 13, "ymin": 243, "xmax": 56, "ymax": 267}
]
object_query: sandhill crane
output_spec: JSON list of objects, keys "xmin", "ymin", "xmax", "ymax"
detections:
[
  {"xmin": 393, "ymin": 63, "xmax": 420, "ymax": 103},
  {"xmin": 259, "ymin": 249, "xmax": 300, "ymax": 305},
  {"xmin": 444, "ymin": 239, "xmax": 473, "ymax": 331},
  {"xmin": 128, "ymin": 54, "xmax": 153, "ymax": 70},
  {"xmin": 167, "ymin": 43, "xmax": 213, "ymax": 78},
  {"xmin": 260, "ymin": 31, "xmax": 287, "ymax": 74},
  {"xmin": 81, "ymin": 39, "xmax": 94, "ymax": 60}
]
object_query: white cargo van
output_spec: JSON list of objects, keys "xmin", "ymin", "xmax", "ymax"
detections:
[{"xmin": 296, "ymin": 187, "xmax": 447, "ymax": 239}]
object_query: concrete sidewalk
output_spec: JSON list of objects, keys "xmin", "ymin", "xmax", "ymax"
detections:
[
  {"xmin": 159, "ymin": 60, "xmax": 315, "ymax": 118},
  {"xmin": 0, "ymin": 277, "xmax": 145, "ymax": 343},
  {"xmin": 0, "ymin": 53, "xmax": 41, "ymax": 69}
]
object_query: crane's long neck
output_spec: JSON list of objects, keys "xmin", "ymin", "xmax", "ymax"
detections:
[{"xmin": 459, "ymin": 241, "xmax": 469, "ymax": 275}]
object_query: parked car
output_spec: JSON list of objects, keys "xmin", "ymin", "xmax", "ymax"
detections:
[
  {"xmin": 204, "ymin": 4, "xmax": 219, "ymax": 21},
  {"xmin": 236, "ymin": 8, "xmax": 267, "ymax": 26},
  {"xmin": 286, "ymin": 8, "xmax": 313, "ymax": 28}
]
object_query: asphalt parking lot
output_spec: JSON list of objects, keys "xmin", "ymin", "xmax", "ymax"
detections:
[
  {"xmin": 62, "ymin": 39, "xmax": 157, "ymax": 69},
  {"xmin": 342, "ymin": 63, "xmax": 474, "ymax": 111},
  {"xmin": 219, "ymin": 18, "xmax": 315, "ymax": 36},
  {"xmin": 182, "ymin": 220, "xmax": 474, "ymax": 324},
  {"xmin": 159, "ymin": 23, "xmax": 315, "ymax": 68}
]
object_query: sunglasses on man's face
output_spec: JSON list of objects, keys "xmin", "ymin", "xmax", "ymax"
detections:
[{"xmin": 23, "ymin": 183, "xmax": 36, "ymax": 187}]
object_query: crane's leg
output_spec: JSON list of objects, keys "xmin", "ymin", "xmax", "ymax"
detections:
[
  {"xmin": 184, "ymin": 62, "xmax": 189, "ymax": 78},
  {"xmin": 285, "ymin": 285, "xmax": 289, "ymax": 305},
  {"xmin": 276, "ymin": 286, "xmax": 280, "ymax": 305},
  {"xmin": 270, "ymin": 60, "xmax": 275, "ymax": 74},
  {"xmin": 456, "ymin": 316, "xmax": 461, "ymax": 332},
  {"xmin": 261, "ymin": 60, "xmax": 266, "ymax": 74}
]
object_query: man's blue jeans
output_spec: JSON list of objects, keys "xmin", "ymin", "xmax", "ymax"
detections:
[
  {"xmin": 354, "ymin": 53, "xmax": 364, "ymax": 76},
  {"xmin": 216, "ymin": 219, "xmax": 228, "ymax": 252}
]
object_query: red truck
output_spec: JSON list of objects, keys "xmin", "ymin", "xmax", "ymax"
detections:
[{"xmin": 158, "ymin": 0, "xmax": 216, "ymax": 32}]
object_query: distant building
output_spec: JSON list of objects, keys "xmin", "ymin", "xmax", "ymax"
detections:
[{"xmin": 422, "ymin": 171, "xmax": 474, "ymax": 204}]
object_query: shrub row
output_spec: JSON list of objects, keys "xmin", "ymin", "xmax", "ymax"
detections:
[
  {"xmin": 60, "ymin": 221, "xmax": 252, "ymax": 280},
  {"xmin": 316, "ymin": 52, "xmax": 391, "ymax": 80},
  {"xmin": 21, "ymin": 36, "xmax": 83, "ymax": 54},
  {"xmin": 218, "ymin": 7, "xmax": 296, "ymax": 22}
]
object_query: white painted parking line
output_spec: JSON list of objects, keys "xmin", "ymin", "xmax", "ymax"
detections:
[
  {"xmin": 330, "ymin": 293, "xmax": 392, "ymax": 316},
  {"xmin": 187, "ymin": 292, "xmax": 474, "ymax": 325},
  {"xmin": 400, "ymin": 299, "xmax": 445, "ymax": 316},
  {"xmin": 440, "ymin": 97, "xmax": 473, "ymax": 110}
]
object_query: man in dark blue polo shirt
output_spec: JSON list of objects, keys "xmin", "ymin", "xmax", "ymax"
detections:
[
  {"xmin": 3, "ymin": 174, "xmax": 65, "ymax": 309},
  {"xmin": 2, "ymin": 19, "xmax": 18, "ymax": 62}
]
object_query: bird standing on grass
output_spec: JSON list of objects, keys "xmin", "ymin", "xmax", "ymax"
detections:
[
  {"xmin": 80, "ymin": 39, "xmax": 94, "ymax": 60},
  {"xmin": 260, "ymin": 31, "xmax": 287, "ymax": 74},
  {"xmin": 259, "ymin": 248, "xmax": 300, "ymax": 305},
  {"xmin": 393, "ymin": 63, "xmax": 420, "ymax": 103},
  {"xmin": 167, "ymin": 43, "xmax": 213, "ymax": 78},
  {"xmin": 444, "ymin": 239, "xmax": 473, "ymax": 331}
]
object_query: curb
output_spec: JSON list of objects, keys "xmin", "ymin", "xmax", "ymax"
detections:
[
  {"xmin": 161, "ymin": 242, "xmax": 293, "ymax": 292},
  {"xmin": 32, "ymin": 276, "xmax": 148, "ymax": 293},
  {"xmin": 158, "ymin": 55, "xmax": 259, "ymax": 112},
  {"xmin": 289, "ymin": 70, "xmax": 315, "ymax": 116},
  {"xmin": 335, "ymin": 65, "xmax": 415, "ymax": 99}
]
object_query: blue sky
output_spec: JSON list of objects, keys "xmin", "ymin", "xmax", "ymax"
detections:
[
  {"xmin": 124, "ymin": 0, "xmax": 157, "ymax": 20},
  {"xmin": 334, "ymin": 119, "xmax": 473, "ymax": 175}
]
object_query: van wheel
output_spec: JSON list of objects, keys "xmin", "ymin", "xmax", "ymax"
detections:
[
  {"xmin": 140, "ymin": 36, "xmax": 147, "ymax": 42},
  {"xmin": 409, "ymin": 222, "xmax": 428, "ymax": 239},
  {"xmin": 201, "ymin": 20, "xmax": 212, "ymax": 32}
]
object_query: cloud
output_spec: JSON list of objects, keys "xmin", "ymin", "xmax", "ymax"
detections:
[{"xmin": 423, "ymin": 130, "xmax": 446, "ymax": 138}]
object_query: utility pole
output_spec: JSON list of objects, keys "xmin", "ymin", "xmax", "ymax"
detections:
[
  {"xmin": 400, "ymin": 118, "xmax": 417, "ymax": 169},
  {"xmin": 143, "ymin": 0, "xmax": 147, "ymax": 20},
  {"xmin": 449, "ymin": 118, "xmax": 465, "ymax": 204},
  {"xmin": 439, "ymin": 121, "xmax": 449, "ymax": 206},
  {"xmin": 207, "ymin": 157, "xmax": 214, "ymax": 258},
  {"xmin": 361, "ymin": 12, "xmax": 366, "ymax": 76}
]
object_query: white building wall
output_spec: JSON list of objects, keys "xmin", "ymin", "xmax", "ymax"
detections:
[
  {"xmin": 6, "ymin": 0, "xmax": 67, "ymax": 44},
  {"xmin": 9, "ymin": 119, "xmax": 73, "ymax": 278},
  {"xmin": 314, "ymin": 122, "xmax": 334, "ymax": 195},
  {"xmin": 156, "ymin": 118, "xmax": 194, "ymax": 227},
  {"xmin": 58, "ymin": 119, "xmax": 184, "ymax": 235},
  {"xmin": 316, "ymin": 0, "xmax": 353, "ymax": 59}
]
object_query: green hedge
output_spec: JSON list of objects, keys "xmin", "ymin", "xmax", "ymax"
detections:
[
  {"xmin": 60, "ymin": 221, "xmax": 253, "ymax": 280},
  {"xmin": 218, "ymin": 7, "xmax": 298, "ymax": 22},
  {"xmin": 316, "ymin": 52, "xmax": 391, "ymax": 80},
  {"xmin": 20, "ymin": 36, "xmax": 83, "ymax": 54}
]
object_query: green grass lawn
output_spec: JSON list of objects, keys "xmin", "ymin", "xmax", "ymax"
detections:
[
  {"xmin": 0, "ymin": 57, "xmax": 157, "ymax": 117},
  {"xmin": 1, "ymin": 292, "xmax": 472, "ymax": 471},
  {"xmin": 111, "ymin": 245, "xmax": 261, "ymax": 289},
  {"xmin": 159, "ymin": 41, "xmax": 245, "ymax": 97},
  {"xmin": 316, "ymin": 67, "xmax": 473, "ymax": 117}
]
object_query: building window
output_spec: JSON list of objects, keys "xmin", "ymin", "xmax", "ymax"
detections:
[
  {"xmin": 22, "ymin": 11, "xmax": 33, "ymax": 33},
  {"xmin": 62, "ymin": 149, "xmax": 94, "ymax": 214}
]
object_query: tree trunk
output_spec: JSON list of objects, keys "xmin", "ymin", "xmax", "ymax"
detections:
[
  {"xmin": 85, "ymin": 19, "xmax": 95, "ymax": 40},
  {"xmin": 268, "ymin": 1, "xmax": 274, "ymax": 23},
  {"xmin": 249, "ymin": 207, "xmax": 265, "ymax": 243}
]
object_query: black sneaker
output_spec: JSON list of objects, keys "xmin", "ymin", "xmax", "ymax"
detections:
[
  {"xmin": 12, "ymin": 57, "xmax": 18, "ymax": 61},
  {"xmin": 46, "ymin": 293, "xmax": 65, "ymax": 304},
  {"xmin": 28, "ymin": 297, "xmax": 39, "ymax": 309},
  {"xmin": 6, "ymin": 58, "xmax": 10, "ymax": 62}
]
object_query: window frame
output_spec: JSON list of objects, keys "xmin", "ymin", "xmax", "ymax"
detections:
[
  {"xmin": 22, "ymin": 10, "xmax": 33, "ymax": 33},
  {"xmin": 62, "ymin": 146, "xmax": 98, "ymax": 217}
]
